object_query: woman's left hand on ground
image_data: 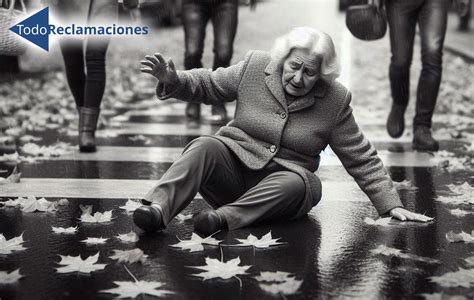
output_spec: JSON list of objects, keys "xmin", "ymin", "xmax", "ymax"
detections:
[{"xmin": 389, "ymin": 207, "xmax": 434, "ymax": 222}]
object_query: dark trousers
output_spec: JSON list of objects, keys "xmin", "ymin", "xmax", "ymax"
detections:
[
  {"xmin": 144, "ymin": 137, "xmax": 312, "ymax": 230},
  {"xmin": 182, "ymin": 0, "xmax": 238, "ymax": 71},
  {"xmin": 386, "ymin": 0, "xmax": 449, "ymax": 128},
  {"xmin": 59, "ymin": 38, "xmax": 110, "ymax": 108}
]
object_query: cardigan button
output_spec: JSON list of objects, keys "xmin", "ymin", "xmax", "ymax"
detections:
[
  {"xmin": 280, "ymin": 112, "xmax": 287, "ymax": 119},
  {"xmin": 269, "ymin": 145, "xmax": 277, "ymax": 153}
]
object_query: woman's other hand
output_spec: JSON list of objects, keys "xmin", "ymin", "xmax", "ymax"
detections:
[
  {"xmin": 140, "ymin": 53, "xmax": 178, "ymax": 86},
  {"xmin": 389, "ymin": 207, "xmax": 434, "ymax": 222}
]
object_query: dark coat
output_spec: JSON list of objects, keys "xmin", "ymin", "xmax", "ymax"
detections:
[{"xmin": 157, "ymin": 50, "xmax": 403, "ymax": 217}]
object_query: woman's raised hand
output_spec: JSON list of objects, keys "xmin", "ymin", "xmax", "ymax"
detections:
[
  {"xmin": 389, "ymin": 207, "xmax": 434, "ymax": 223},
  {"xmin": 140, "ymin": 53, "xmax": 178, "ymax": 86}
]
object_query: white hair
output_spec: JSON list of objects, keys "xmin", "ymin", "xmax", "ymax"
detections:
[{"xmin": 270, "ymin": 27, "xmax": 341, "ymax": 83}]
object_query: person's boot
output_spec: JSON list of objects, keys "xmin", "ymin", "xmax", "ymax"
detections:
[
  {"xmin": 133, "ymin": 205, "xmax": 165, "ymax": 232},
  {"xmin": 386, "ymin": 103, "xmax": 406, "ymax": 138},
  {"xmin": 413, "ymin": 126, "xmax": 439, "ymax": 152},
  {"xmin": 193, "ymin": 209, "xmax": 226, "ymax": 236},
  {"xmin": 78, "ymin": 106, "xmax": 100, "ymax": 152},
  {"xmin": 210, "ymin": 103, "xmax": 227, "ymax": 125},
  {"xmin": 186, "ymin": 103, "xmax": 201, "ymax": 120}
]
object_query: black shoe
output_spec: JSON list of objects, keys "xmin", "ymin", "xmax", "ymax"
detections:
[
  {"xmin": 193, "ymin": 209, "xmax": 226, "ymax": 236},
  {"xmin": 78, "ymin": 106, "xmax": 100, "ymax": 153},
  {"xmin": 133, "ymin": 205, "xmax": 164, "ymax": 232},
  {"xmin": 141, "ymin": 199, "xmax": 152, "ymax": 206},
  {"xmin": 413, "ymin": 126, "xmax": 439, "ymax": 152},
  {"xmin": 186, "ymin": 103, "xmax": 201, "ymax": 120},
  {"xmin": 210, "ymin": 104, "xmax": 227, "ymax": 125},
  {"xmin": 386, "ymin": 103, "xmax": 406, "ymax": 138}
]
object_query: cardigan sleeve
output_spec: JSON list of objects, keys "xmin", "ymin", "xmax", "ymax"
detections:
[
  {"xmin": 328, "ymin": 91, "xmax": 403, "ymax": 215},
  {"xmin": 155, "ymin": 51, "xmax": 253, "ymax": 105}
]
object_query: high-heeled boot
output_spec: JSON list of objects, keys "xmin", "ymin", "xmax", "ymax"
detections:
[{"xmin": 78, "ymin": 106, "xmax": 100, "ymax": 152}]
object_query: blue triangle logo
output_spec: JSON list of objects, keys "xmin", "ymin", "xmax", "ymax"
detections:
[{"xmin": 9, "ymin": 7, "xmax": 50, "ymax": 51}]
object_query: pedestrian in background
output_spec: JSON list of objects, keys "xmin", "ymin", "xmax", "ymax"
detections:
[
  {"xmin": 135, "ymin": 27, "xmax": 433, "ymax": 235},
  {"xmin": 181, "ymin": 0, "xmax": 239, "ymax": 124},
  {"xmin": 49, "ymin": 0, "xmax": 119, "ymax": 152},
  {"xmin": 385, "ymin": 0, "xmax": 450, "ymax": 151}
]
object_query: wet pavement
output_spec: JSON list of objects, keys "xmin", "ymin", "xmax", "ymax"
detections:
[{"xmin": 1, "ymin": 0, "xmax": 474, "ymax": 299}]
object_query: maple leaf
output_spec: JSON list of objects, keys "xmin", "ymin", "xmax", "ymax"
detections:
[
  {"xmin": 448, "ymin": 209, "xmax": 474, "ymax": 217},
  {"xmin": 0, "ymin": 269, "xmax": 23, "ymax": 284},
  {"xmin": 52, "ymin": 226, "xmax": 78, "ymax": 235},
  {"xmin": 117, "ymin": 231, "xmax": 139, "ymax": 243},
  {"xmin": 446, "ymin": 231, "xmax": 474, "ymax": 243},
  {"xmin": 175, "ymin": 213, "xmax": 193, "ymax": 224},
  {"xmin": 446, "ymin": 182, "xmax": 473, "ymax": 195},
  {"xmin": 119, "ymin": 199, "xmax": 142, "ymax": 213},
  {"xmin": 19, "ymin": 135, "xmax": 42, "ymax": 143},
  {"xmin": 57, "ymin": 198, "xmax": 69, "ymax": 206},
  {"xmin": 80, "ymin": 211, "xmax": 113, "ymax": 223},
  {"xmin": 463, "ymin": 142, "xmax": 474, "ymax": 152},
  {"xmin": 110, "ymin": 249, "xmax": 148, "ymax": 264},
  {"xmin": 100, "ymin": 280, "xmax": 174, "ymax": 298},
  {"xmin": 429, "ymin": 268, "xmax": 474, "ymax": 288},
  {"xmin": 234, "ymin": 232, "xmax": 285, "ymax": 249},
  {"xmin": 436, "ymin": 194, "xmax": 473, "ymax": 206},
  {"xmin": 392, "ymin": 180, "xmax": 419, "ymax": 191},
  {"xmin": 0, "ymin": 233, "xmax": 26, "ymax": 255},
  {"xmin": 0, "ymin": 166, "xmax": 21, "ymax": 185},
  {"xmin": 79, "ymin": 204, "xmax": 93, "ymax": 215},
  {"xmin": 170, "ymin": 233, "xmax": 222, "ymax": 252},
  {"xmin": 21, "ymin": 196, "xmax": 57, "ymax": 213},
  {"xmin": 254, "ymin": 271, "xmax": 294, "ymax": 283},
  {"xmin": 465, "ymin": 256, "xmax": 474, "ymax": 268},
  {"xmin": 81, "ymin": 237, "xmax": 108, "ymax": 246},
  {"xmin": 56, "ymin": 253, "xmax": 107, "ymax": 274},
  {"xmin": 259, "ymin": 278, "xmax": 303, "ymax": 296},
  {"xmin": 190, "ymin": 257, "xmax": 251, "ymax": 280},
  {"xmin": 370, "ymin": 245, "xmax": 440, "ymax": 264},
  {"xmin": 364, "ymin": 217, "xmax": 393, "ymax": 226}
]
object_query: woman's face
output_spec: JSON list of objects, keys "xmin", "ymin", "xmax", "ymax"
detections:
[{"xmin": 282, "ymin": 48, "xmax": 321, "ymax": 97}]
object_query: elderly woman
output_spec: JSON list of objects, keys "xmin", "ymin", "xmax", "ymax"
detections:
[{"xmin": 135, "ymin": 27, "xmax": 433, "ymax": 235}]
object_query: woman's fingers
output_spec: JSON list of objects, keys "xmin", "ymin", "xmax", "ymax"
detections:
[
  {"xmin": 168, "ymin": 59, "xmax": 176, "ymax": 72},
  {"xmin": 140, "ymin": 67, "xmax": 153, "ymax": 74},
  {"xmin": 390, "ymin": 207, "xmax": 434, "ymax": 223},
  {"xmin": 390, "ymin": 209, "xmax": 407, "ymax": 221},
  {"xmin": 145, "ymin": 55, "xmax": 160, "ymax": 65},
  {"xmin": 154, "ymin": 53, "xmax": 166, "ymax": 64}
]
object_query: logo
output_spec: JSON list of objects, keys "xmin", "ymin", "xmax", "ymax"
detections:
[{"xmin": 9, "ymin": 7, "xmax": 149, "ymax": 52}]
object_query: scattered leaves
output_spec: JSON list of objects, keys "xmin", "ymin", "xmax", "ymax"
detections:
[
  {"xmin": 119, "ymin": 199, "xmax": 142, "ymax": 213},
  {"xmin": 190, "ymin": 257, "xmax": 251, "ymax": 280},
  {"xmin": 80, "ymin": 211, "xmax": 113, "ymax": 223},
  {"xmin": 56, "ymin": 253, "xmax": 106, "ymax": 274},
  {"xmin": 448, "ymin": 209, "xmax": 474, "ymax": 217},
  {"xmin": 429, "ymin": 268, "xmax": 474, "ymax": 288},
  {"xmin": 171, "ymin": 233, "xmax": 222, "ymax": 252},
  {"xmin": 21, "ymin": 196, "xmax": 57, "ymax": 213},
  {"xmin": 0, "ymin": 234, "xmax": 26, "ymax": 255},
  {"xmin": 259, "ymin": 278, "xmax": 303, "ymax": 296},
  {"xmin": 254, "ymin": 271, "xmax": 294, "ymax": 283},
  {"xmin": 393, "ymin": 180, "xmax": 419, "ymax": 191},
  {"xmin": 175, "ymin": 213, "xmax": 193, "ymax": 224},
  {"xmin": 128, "ymin": 135, "xmax": 151, "ymax": 145},
  {"xmin": 117, "ymin": 231, "xmax": 139, "ymax": 243},
  {"xmin": 446, "ymin": 231, "xmax": 474, "ymax": 243},
  {"xmin": 21, "ymin": 142, "xmax": 73, "ymax": 158},
  {"xmin": 81, "ymin": 237, "xmax": 108, "ymax": 246},
  {"xmin": 52, "ymin": 226, "xmax": 78, "ymax": 235},
  {"xmin": 0, "ymin": 269, "xmax": 23, "ymax": 284},
  {"xmin": 110, "ymin": 249, "xmax": 148, "ymax": 264},
  {"xmin": 371, "ymin": 245, "xmax": 440, "ymax": 264},
  {"xmin": 234, "ymin": 232, "xmax": 284, "ymax": 249},
  {"xmin": 100, "ymin": 280, "xmax": 174, "ymax": 298}
]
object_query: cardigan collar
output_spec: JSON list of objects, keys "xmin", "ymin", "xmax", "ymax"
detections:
[{"xmin": 264, "ymin": 59, "xmax": 327, "ymax": 113}]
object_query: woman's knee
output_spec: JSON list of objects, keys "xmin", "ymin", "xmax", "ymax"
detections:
[
  {"xmin": 272, "ymin": 171, "xmax": 306, "ymax": 200},
  {"xmin": 185, "ymin": 136, "xmax": 227, "ymax": 156}
]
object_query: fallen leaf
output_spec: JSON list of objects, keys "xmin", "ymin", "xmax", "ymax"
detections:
[
  {"xmin": 81, "ymin": 237, "xmax": 108, "ymax": 246},
  {"xmin": 0, "ymin": 234, "xmax": 26, "ymax": 255},
  {"xmin": 100, "ymin": 280, "xmax": 174, "ymax": 298},
  {"xmin": 117, "ymin": 231, "xmax": 139, "ymax": 243},
  {"xmin": 465, "ymin": 256, "xmax": 474, "ymax": 267},
  {"xmin": 393, "ymin": 180, "xmax": 419, "ymax": 191},
  {"xmin": 429, "ymin": 268, "xmax": 474, "ymax": 288},
  {"xmin": 21, "ymin": 142, "xmax": 72, "ymax": 158},
  {"xmin": 0, "ymin": 166, "xmax": 21, "ymax": 185},
  {"xmin": 446, "ymin": 182, "xmax": 473, "ymax": 195},
  {"xmin": 80, "ymin": 211, "xmax": 113, "ymax": 223},
  {"xmin": 364, "ymin": 217, "xmax": 393, "ymax": 226},
  {"xmin": 21, "ymin": 196, "xmax": 57, "ymax": 213},
  {"xmin": 57, "ymin": 198, "xmax": 69, "ymax": 206},
  {"xmin": 234, "ymin": 232, "xmax": 284, "ymax": 249},
  {"xmin": 171, "ymin": 233, "xmax": 222, "ymax": 252},
  {"xmin": 259, "ymin": 278, "xmax": 303, "ymax": 296},
  {"xmin": 110, "ymin": 249, "xmax": 148, "ymax": 264},
  {"xmin": 254, "ymin": 271, "xmax": 294, "ymax": 283},
  {"xmin": 371, "ymin": 245, "xmax": 440, "ymax": 264},
  {"xmin": 175, "ymin": 213, "xmax": 193, "ymax": 224},
  {"xmin": 446, "ymin": 231, "xmax": 474, "ymax": 243},
  {"xmin": 0, "ymin": 269, "xmax": 23, "ymax": 284},
  {"xmin": 119, "ymin": 199, "xmax": 142, "ymax": 213},
  {"xmin": 463, "ymin": 142, "xmax": 474, "ymax": 152},
  {"xmin": 19, "ymin": 135, "xmax": 43, "ymax": 143},
  {"xmin": 448, "ymin": 209, "xmax": 474, "ymax": 217},
  {"xmin": 421, "ymin": 293, "xmax": 468, "ymax": 300},
  {"xmin": 52, "ymin": 226, "xmax": 78, "ymax": 235},
  {"xmin": 190, "ymin": 256, "xmax": 251, "ymax": 280},
  {"xmin": 79, "ymin": 204, "xmax": 93, "ymax": 215},
  {"xmin": 56, "ymin": 253, "xmax": 106, "ymax": 274},
  {"xmin": 436, "ymin": 194, "xmax": 473, "ymax": 206}
]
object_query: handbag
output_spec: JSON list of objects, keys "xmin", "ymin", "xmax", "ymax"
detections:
[
  {"xmin": 345, "ymin": 0, "xmax": 387, "ymax": 41},
  {"xmin": 0, "ymin": 0, "xmax": 27, "ymax": 56}
]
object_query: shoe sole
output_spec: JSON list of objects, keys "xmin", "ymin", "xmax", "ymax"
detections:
[
  {"xmin": 412, "ymin": 143, "xmax": 439, "ymax": 152},
  {"xmin": 79, "ymin": 145, "xmax": 96, "ymax": 152},
  {"xmin": 133, "ymin": 209, "xmax": 161, "ymax": 232}
]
